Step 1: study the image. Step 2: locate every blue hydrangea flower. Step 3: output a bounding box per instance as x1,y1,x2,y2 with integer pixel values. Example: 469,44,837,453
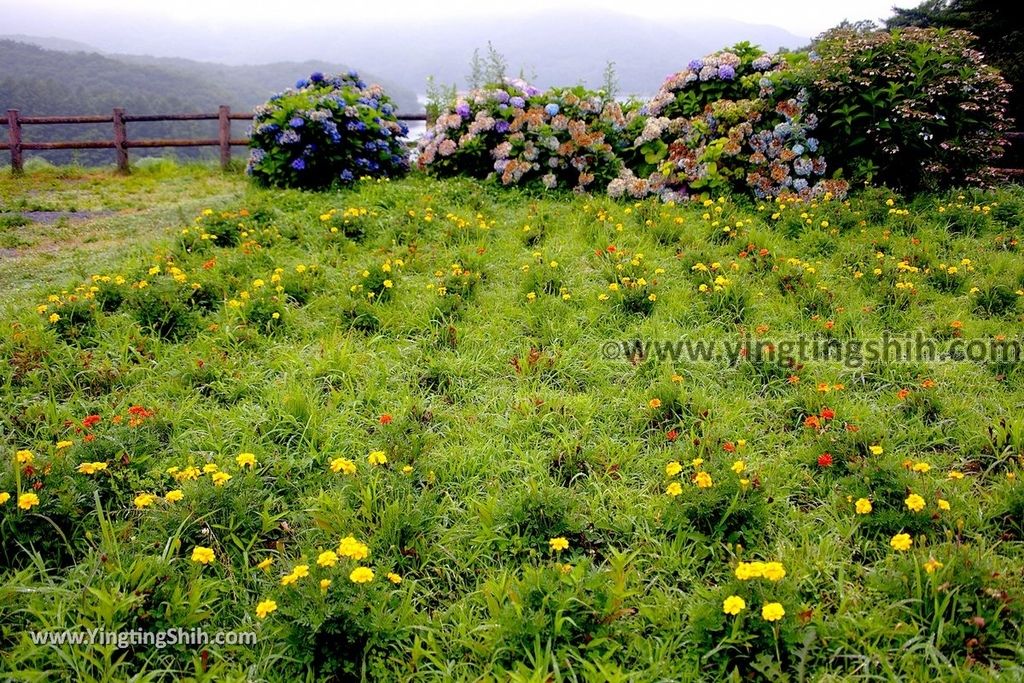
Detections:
806,137,819,152
544,103,560,116
310,72,325,83
340,169,354,182
291,158,305,171
289,117,305,128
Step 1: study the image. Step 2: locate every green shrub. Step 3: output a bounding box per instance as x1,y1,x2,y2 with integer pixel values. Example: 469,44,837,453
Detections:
806,27,1012,190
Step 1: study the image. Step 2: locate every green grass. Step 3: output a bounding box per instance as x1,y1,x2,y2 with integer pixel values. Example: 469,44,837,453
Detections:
2,167,1024,681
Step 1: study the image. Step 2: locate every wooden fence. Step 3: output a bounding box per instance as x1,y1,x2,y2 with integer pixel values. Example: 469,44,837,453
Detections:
1,107,428,174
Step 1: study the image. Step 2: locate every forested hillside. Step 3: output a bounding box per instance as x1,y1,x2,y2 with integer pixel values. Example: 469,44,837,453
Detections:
0,39,418,165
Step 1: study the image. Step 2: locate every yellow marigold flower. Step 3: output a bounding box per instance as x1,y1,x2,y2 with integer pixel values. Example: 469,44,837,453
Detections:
912,462,931,473
923,558,944,574
869,445,884,455
211,471,232,487
320,579,333,591
401,465,413,474
330,457,356,474
317,550,339,567
77,462,98,474
665,461,683,477
905,494,925,512
134,493,156,509
549,537,570,552
255,599,277,619
723,595,746,615
762,562,786,582
890,533,913,551
735,561,765,580
0,492,10,505
666,481,683,497
49,313,61,324
694,471,713,488
257,557,274,571
349,566,375,584
691,458,704,469
648,398,662,409
56,440,74,450
292,564,309,579
948,470,965,480
731,461,746,474
337,536,369,560
236,452,256,469
367,450,388,466
16,450,33,465
761,602,785,622
191,546,215,564
387,572,402,584
17,492,39,510
165,490,184,503
937,498,950,511
202,464,219,474
280,572,298,585
855,498,872,515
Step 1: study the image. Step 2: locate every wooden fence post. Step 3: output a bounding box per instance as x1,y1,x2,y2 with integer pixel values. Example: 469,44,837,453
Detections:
7,109,23,174
218,105,231,170
112,108,129,173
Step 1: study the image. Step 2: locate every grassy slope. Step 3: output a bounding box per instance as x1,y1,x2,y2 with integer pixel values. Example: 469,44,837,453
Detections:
1,167,1024,681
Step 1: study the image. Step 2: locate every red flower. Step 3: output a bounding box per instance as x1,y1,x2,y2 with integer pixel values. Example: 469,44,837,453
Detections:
666,429,679,442
723,441,736,453
82,415,101,430
379,414,393,425
84,434,95,442
817,453,833,468
897,388,910,400
804,415,821,430
820,408,835,421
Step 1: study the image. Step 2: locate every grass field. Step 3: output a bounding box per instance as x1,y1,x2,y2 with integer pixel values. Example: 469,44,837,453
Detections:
2,164,1024,681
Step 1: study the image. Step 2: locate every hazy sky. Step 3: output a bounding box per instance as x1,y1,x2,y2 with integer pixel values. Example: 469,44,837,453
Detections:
2,0,912,36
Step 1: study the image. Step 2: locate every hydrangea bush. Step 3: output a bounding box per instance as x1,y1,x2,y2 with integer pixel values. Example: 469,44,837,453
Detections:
418,79,634,192
804,28,1012,191
610,44,845,201
247,72,410,190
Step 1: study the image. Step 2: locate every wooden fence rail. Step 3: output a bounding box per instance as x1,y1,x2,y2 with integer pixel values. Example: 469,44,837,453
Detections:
1,107,427,174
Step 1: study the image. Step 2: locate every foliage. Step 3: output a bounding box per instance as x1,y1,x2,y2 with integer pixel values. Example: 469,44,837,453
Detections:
805,27,1012,190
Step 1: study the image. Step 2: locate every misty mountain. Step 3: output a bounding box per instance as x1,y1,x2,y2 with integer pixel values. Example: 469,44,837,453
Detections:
0,39,418,165
2,10,807,96
0,37,420,112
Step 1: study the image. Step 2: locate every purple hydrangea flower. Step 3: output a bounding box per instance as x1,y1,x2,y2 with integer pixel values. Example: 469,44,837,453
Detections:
495,120,510,133
509,96,526,109
719,65,736,80
455,102,471,118
493,90,509,103
688,59,703,70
